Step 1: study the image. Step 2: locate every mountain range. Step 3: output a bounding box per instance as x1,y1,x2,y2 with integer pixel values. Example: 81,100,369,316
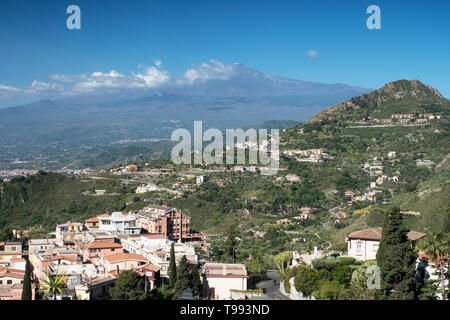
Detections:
0,64,371,169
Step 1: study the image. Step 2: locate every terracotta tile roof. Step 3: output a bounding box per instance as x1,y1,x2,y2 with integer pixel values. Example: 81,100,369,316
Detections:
135,263,161,273
104,253,149,264
10,258,26,262
85,241,122,249
202,263,248,278
141,234,166,239
153,250,168,255
85,217,99,223
50,255,79,263
97,214,111,218
348,227,383,240
407,230,427,241
347,227,427,241
4,268,25,274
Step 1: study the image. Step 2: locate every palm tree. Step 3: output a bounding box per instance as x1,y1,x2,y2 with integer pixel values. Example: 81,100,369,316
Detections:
418,232,449,300
40,268,67,300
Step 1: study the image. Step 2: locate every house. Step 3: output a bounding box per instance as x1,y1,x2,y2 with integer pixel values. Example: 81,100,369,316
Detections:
201,263,248,300
10,258,26,270
98,212,140,235
126,164,138,172
344,190,355,198
233,166,245,173
415,118,428,123
285,174,301,182
102,253,149,273
0,267,36,300
81,240,123,262
28,238,59,254
196,176,205,185
134,263,161,291
298,213,308,220
136,184,158,194
391,114,414,119
0,242,24,266
398,118,411,123
85,217,99,229
387,151,396,158
276,218,290,225
346,227,426,261
74,275,117,300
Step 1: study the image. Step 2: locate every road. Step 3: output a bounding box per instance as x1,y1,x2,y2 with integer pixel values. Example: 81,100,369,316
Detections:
256,271,290,300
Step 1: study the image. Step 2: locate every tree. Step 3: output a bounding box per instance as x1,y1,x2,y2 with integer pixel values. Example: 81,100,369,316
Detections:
174,255,190,296
376,207,417,300
349,261,379,300
169,242,177,288
40,268,67,300
222,224,240,263
190,266,202,297
274,251,293,273
109,270,146,300
0,225,15,242
418,232,449,300
443,203,450,234
21,258,32,300
293,266,320,297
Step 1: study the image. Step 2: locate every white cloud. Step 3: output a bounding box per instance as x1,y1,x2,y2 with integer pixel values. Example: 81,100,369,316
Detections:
308,49,318,60
177,59,235,84
0,84,20,98
135,65,171,88
0,59,237,103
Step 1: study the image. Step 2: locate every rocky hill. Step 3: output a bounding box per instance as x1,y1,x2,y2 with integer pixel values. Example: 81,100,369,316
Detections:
309,80,450,123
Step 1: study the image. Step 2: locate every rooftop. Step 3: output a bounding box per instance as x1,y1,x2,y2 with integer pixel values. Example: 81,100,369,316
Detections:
104,253,148,263
202,263,248,278
347,227,427,241
85,241,122,250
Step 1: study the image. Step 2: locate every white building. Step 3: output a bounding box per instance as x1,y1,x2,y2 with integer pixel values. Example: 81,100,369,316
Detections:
136,184,158,194
346,227,426,261
196,176,205,185
201,263,248,300
98,212,140,235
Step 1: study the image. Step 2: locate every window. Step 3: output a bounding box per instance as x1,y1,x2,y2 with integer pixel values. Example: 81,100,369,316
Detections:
7,280,12,284
0,280,3,284
373,244,379,252
356,244,362,254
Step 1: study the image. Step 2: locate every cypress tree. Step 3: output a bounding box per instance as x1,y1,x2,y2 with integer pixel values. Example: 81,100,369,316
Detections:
190,266,202,297
223,224,239,263
169,242,177,288
174,255,190,296
21,258,32,300
376,207,417,300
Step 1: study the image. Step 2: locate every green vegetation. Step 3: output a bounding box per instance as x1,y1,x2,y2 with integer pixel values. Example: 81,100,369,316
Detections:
169,242,177,288
174,255,190,297
40,268,67,300
376,207,417,300
108,270,147,300
417,232,450,300
21,259,32,300
190,267,202,297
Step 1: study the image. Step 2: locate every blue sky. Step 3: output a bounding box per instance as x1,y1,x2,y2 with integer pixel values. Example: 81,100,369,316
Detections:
0,0,449,107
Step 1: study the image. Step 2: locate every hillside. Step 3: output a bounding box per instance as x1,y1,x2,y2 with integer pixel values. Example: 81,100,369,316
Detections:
1,79,448,253
0,172,132,230
309,80,450,123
